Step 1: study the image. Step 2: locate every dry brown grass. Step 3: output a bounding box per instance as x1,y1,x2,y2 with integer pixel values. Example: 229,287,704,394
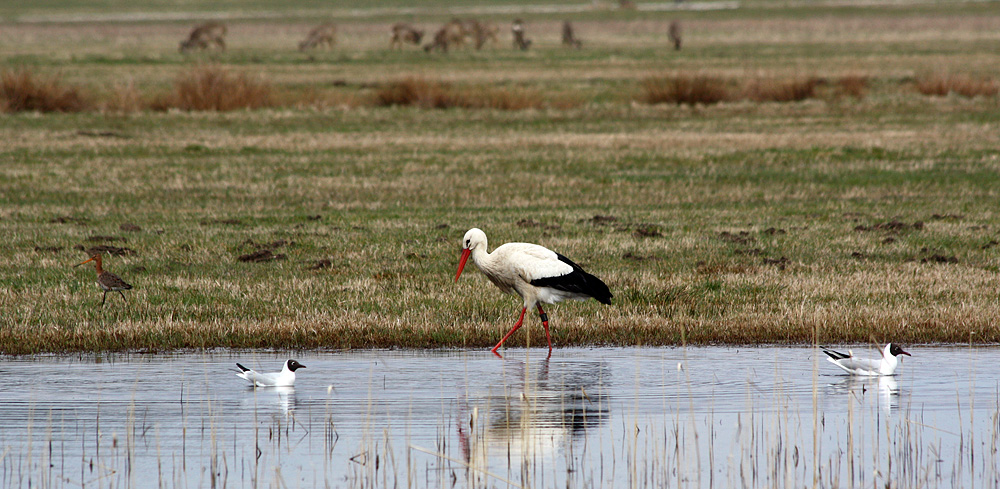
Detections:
836,75,869,99
915,73,999,98
101,79,144,114
372,77,553,110
151,65,274,111
744,76,822,102
639,75,731,106
0,69,89,113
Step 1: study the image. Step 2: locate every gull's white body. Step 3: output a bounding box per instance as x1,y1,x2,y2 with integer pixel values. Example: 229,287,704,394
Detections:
822,344,909,376
236,359,304,387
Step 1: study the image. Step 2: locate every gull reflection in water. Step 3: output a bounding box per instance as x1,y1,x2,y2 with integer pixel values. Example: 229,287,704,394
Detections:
240,385,298,416
457,355,610,479
827,375,900,415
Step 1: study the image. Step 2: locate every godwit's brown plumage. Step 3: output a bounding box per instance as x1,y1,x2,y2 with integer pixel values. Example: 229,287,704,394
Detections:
75,254,132,306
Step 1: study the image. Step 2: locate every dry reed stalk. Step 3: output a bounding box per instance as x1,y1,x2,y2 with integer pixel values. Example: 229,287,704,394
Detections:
0,68,89,112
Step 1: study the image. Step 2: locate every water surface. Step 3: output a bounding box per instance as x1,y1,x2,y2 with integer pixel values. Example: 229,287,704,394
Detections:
0,346,996,488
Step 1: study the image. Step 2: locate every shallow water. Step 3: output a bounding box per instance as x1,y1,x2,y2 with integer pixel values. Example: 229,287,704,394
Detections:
0,346,997,488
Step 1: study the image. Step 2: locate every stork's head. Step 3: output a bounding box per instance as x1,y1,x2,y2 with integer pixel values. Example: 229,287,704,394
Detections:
455,228,487,282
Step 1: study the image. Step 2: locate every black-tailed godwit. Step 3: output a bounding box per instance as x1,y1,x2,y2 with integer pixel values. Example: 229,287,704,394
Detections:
75,254,132,306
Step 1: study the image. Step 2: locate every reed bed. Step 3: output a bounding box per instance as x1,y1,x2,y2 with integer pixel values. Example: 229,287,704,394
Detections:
0,69,89,113
1,67,997,115
915,73,999,98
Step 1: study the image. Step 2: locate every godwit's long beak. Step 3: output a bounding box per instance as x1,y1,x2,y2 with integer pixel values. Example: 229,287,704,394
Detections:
455,248,471,282
75,257,96,267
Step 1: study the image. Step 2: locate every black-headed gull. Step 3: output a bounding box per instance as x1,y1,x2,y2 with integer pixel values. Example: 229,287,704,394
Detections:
821,343,911,376
236,359,306,387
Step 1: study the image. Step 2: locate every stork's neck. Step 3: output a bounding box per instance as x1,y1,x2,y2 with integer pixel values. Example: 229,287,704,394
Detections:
469,244,492,270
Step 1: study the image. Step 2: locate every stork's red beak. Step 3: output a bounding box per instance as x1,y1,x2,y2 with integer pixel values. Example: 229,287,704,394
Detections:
455,248,471,282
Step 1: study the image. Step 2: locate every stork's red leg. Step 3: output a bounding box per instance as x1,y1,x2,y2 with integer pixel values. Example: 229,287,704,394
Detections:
492,307,527,354
537,304,552,351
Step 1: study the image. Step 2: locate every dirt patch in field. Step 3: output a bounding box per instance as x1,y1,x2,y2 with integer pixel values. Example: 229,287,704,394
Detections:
583,215,619,226
921,254,958,264
201,218,242,226
50,216,87,225
34,245,63,253
633,224,663,238
86,235,126,242
719,231,754,244
854,220,924,232
517,218,560,230
120,223,142,232
763,256,790,269
309,259,332,270
238,249,286,263
75,245,135,256
623,251,661,261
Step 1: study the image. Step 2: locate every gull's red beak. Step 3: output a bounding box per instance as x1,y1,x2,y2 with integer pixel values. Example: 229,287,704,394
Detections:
900,349,911,357
455,248,471,282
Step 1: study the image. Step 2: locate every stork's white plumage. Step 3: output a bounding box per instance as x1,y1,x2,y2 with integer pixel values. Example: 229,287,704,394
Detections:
455,228,612,355
236,359,306,387
821,344,911,376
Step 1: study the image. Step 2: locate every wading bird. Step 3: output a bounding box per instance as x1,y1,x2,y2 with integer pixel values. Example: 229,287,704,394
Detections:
236,359,306,387
75,254,132,306
455,228,612,355
822,343,911,376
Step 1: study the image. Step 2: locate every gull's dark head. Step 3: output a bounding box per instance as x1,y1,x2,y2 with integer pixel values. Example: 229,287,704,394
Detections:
286,359,306,371
888,343,911,357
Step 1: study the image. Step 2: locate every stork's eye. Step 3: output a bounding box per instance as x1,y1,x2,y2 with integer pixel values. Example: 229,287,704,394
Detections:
465,239,471,247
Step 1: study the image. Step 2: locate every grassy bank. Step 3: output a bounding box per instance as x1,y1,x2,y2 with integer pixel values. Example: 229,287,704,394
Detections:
2,2,1000,353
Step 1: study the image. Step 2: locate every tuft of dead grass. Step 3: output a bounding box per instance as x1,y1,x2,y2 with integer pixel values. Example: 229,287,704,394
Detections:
151,65,274,111
915,73,998,98
0,69,89,113
639,75,731,106
372,77,554,110
836,75,868,99
101,79,143,114
744,76,822,102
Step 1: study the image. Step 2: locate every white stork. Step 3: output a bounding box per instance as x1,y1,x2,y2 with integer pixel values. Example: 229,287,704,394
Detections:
454,228,612,355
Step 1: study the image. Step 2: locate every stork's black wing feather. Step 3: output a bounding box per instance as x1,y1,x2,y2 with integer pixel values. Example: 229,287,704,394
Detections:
529,253,612,304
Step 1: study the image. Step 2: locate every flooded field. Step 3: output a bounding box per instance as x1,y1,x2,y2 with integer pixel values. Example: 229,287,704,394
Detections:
0,346,996,488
